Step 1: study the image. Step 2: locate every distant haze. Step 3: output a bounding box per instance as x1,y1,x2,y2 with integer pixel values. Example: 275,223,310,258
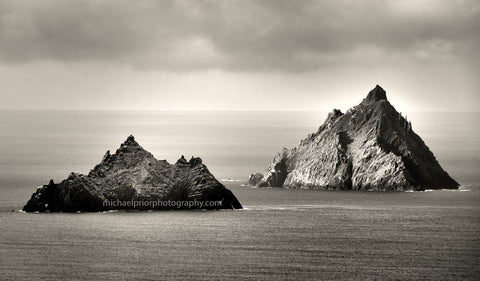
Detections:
0,0,479,112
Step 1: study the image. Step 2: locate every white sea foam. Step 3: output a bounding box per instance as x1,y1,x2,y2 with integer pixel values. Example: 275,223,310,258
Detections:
221,178,242,182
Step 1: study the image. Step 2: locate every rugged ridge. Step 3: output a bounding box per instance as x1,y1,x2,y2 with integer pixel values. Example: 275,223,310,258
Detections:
23,135,243,212
248,85,459,191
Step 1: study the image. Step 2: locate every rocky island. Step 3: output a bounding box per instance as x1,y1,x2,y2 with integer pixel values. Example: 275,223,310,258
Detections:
248,85,459,191
23,135,243,212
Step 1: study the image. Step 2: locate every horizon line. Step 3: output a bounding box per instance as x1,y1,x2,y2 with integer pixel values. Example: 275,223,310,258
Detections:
0,108,479,113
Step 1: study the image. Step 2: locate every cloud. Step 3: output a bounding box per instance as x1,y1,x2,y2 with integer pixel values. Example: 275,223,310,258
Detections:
0,0,478,72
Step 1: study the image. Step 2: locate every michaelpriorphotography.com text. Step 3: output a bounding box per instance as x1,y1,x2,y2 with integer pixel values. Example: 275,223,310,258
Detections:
103,199,224,209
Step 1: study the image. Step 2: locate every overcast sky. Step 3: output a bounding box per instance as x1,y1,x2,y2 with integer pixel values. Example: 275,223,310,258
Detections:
0,0,479,111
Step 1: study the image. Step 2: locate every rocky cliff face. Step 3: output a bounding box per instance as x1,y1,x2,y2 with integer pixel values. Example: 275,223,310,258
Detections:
23,135,243,212
248,85,459,191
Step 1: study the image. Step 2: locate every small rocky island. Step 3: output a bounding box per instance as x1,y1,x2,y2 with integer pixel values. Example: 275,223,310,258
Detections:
24,135,243,212
248,85,459,191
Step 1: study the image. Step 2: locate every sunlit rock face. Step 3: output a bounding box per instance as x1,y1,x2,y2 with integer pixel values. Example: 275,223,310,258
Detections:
23,135,243,212
249,85,459,191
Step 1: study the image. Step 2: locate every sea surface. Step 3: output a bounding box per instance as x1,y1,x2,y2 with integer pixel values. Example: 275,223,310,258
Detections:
0,110,479,280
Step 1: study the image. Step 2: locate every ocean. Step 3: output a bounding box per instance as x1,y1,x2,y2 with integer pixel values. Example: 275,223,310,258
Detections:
0,110,479,280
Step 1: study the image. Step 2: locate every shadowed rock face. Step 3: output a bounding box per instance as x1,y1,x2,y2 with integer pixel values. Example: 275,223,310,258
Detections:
365,84,387,103
23,136,242,212
249,85,459,191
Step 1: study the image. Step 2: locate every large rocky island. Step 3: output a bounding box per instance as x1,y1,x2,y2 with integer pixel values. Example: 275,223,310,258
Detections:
248,85,459,191
24,135,243,212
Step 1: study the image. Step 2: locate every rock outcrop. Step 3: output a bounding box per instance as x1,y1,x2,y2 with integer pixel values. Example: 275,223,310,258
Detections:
249,85,459,191
23,135,243,212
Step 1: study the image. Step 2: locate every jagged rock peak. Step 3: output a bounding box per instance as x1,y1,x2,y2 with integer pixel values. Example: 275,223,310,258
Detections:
189,156,202,166
175,156,203,167
364,85,387,103
249,85,459,191
102,150,111,162
325,109,343,123
116,135,147,155
23,136,243,211
122,135,138,146
176,155,188,165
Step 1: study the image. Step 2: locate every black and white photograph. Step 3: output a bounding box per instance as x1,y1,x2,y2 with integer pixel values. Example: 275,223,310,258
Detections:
0,0,479,280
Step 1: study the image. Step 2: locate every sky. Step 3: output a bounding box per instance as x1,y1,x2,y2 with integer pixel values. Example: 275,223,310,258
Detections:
0,0,479,112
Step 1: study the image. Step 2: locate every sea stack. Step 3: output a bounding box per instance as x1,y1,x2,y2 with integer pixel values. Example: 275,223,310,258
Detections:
248,85,459,191
23,135,243,212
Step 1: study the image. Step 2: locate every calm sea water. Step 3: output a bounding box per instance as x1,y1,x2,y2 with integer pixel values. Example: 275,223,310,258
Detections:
0,110,479,280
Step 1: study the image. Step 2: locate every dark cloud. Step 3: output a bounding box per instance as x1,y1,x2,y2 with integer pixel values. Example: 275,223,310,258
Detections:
0,0,478,71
